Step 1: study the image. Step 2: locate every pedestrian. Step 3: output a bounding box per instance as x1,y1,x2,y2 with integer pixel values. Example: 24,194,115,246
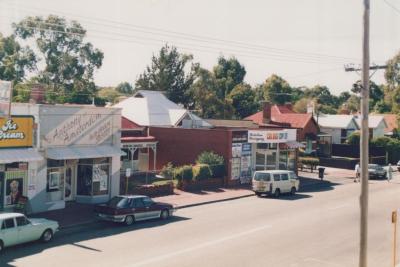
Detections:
354,162,360,182
387,163,393,182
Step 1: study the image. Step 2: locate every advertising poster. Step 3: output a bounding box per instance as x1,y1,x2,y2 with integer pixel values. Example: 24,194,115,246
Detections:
5,177,23,205
232,143,242,158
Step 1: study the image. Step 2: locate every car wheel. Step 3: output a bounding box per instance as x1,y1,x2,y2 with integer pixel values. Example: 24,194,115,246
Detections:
255,192,262,197
0,240,3,252
160,209,170,220
274,188,280,198
41,229,53,243
290,187,296,195
125,215,135,226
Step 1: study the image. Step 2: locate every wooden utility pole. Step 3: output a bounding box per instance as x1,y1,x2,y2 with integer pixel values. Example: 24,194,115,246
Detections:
359,0,370,266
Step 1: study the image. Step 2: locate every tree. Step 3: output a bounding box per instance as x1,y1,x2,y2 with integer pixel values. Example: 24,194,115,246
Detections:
227,83,258,118
135,44,196,107
190,68,234,119
293,98,310,113
344,94,361,113
263,74,292,105
351,80,384,109
13,15,104,104
385,52,400,113
346,132,360,145
116,82,133,95
97,87,121,104
213,56,246,99
0,33,36,83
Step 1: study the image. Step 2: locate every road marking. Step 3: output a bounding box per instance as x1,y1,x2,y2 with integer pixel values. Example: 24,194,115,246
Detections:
126,224,272,267
304,257,344,267
327,204,350,211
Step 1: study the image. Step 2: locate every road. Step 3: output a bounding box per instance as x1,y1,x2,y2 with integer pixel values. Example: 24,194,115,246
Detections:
2,176,400,267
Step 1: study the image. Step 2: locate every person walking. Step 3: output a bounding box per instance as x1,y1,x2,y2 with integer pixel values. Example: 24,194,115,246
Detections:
387,163,393,182
354,162,360,182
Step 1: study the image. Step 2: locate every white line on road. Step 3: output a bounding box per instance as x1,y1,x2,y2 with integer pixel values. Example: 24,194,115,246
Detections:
125,224,272,267
304,257,345,267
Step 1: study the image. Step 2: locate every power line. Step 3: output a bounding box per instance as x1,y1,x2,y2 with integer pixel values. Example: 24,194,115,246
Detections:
1,1,363,62
383,0,400,15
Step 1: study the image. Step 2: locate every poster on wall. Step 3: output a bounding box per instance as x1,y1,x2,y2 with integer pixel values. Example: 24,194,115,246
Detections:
232,143,242,158
93,165,108,191
48,172,60,190
231,158,241,180
5,178,23,205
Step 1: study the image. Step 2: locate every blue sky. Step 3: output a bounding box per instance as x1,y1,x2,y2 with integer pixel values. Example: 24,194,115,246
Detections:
1,0,399,95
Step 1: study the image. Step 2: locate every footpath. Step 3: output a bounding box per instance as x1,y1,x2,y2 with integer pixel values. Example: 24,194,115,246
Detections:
31,167,364,230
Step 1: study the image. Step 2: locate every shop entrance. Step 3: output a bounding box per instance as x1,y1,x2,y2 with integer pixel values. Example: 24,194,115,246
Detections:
255,143,278,171
64,165,76,201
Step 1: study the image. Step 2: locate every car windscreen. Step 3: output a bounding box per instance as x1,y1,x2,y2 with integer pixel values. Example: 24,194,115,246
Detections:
107,197,128,208
254,173,271,182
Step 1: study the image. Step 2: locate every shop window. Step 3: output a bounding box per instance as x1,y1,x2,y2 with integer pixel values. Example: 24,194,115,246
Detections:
77,159,110,196
47,160,64,168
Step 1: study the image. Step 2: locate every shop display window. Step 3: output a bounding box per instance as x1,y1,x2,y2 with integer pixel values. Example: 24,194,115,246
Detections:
77,158,110,196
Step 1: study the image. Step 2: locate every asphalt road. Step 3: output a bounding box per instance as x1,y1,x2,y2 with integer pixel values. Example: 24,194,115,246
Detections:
2,176,400,267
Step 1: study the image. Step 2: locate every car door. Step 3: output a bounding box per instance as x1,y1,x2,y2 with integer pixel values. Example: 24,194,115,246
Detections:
142,197,160,219
272,174,281,192
280,173,290,193
132,198,148,221
0,218,19,247
16,216,37,243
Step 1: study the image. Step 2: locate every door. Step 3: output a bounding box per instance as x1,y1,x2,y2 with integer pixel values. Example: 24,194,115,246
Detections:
280,173,290,193
142,197,160,219
272,174,282,192
16,216,35,243
132,198,148,221
1,218,19,246
64,165,75,201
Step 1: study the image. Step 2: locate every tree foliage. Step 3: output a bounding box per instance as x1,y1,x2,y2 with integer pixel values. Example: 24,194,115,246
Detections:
116,82,133,95
263,74,292,105
135,44,196,107
0,33,36,83
227,83,258,118
213,56,246,99
13,15,104,104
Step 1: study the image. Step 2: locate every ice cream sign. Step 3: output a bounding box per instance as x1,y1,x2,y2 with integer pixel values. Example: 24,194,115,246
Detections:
0,117,34,148
247,129,296,143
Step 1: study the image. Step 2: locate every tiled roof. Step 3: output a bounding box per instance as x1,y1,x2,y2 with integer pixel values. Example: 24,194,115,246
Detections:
245,104,313,129
205,119,259,128
378,114,398,133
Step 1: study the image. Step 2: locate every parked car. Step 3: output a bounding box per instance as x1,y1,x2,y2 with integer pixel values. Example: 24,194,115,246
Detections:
368,164,387,179
397,160,400,172
252,170,299,197
0,213,59,252
95,195,175,226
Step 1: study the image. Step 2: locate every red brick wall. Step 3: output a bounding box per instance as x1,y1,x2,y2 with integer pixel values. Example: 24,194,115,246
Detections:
149,127,232,175
297,119,319,141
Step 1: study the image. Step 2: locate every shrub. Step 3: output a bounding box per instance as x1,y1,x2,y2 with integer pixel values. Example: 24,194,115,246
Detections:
346,132,360,145
371,136,400,164
160,162,174,179
196,151,224,166
174,165,193,183
209,164,226,178
299,157,319,167
193,164,212,181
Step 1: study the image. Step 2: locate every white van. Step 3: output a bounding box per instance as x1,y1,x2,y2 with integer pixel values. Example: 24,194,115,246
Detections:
252,170,300,197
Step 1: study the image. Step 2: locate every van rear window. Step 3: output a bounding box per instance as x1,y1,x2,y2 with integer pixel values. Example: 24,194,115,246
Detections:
254,173,271,182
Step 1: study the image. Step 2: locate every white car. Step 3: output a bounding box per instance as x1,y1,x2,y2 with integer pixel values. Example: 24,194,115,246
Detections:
0,213,59,252
252,170,300,197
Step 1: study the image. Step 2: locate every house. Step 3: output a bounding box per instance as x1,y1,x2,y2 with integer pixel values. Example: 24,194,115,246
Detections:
354,115,387,139
245,102,319,153
113,90,212,128
316,114,359,144
376,114,398,136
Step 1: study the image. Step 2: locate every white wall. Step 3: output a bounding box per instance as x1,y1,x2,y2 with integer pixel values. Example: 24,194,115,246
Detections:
320,127,342,144
372,120,386,139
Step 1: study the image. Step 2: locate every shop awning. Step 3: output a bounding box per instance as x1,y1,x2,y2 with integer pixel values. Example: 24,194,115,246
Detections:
0,148,44,164
284,141,306,149
46,145,125,160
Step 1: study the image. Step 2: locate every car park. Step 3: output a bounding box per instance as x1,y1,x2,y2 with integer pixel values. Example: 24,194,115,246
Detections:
0,213,59,252
95,195,175,226
252,170,299,197
368,164,387,179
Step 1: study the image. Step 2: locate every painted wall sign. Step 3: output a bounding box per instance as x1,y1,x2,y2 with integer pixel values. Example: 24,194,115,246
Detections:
42,108,114,147
248,129,296,144
0,117,34,148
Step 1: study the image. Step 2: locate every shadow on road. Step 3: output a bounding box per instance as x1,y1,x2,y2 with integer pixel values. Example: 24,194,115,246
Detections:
299,177,342,193
259,193,312,201
0,215,190,267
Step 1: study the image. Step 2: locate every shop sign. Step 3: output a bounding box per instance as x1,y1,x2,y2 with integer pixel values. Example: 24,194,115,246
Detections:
232,131,248,143
248,129,296,144
0,80,12,118
241,143,252,156
0,117,34,148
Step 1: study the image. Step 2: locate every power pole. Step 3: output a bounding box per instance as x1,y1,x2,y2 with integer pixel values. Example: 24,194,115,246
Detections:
360,0,370,266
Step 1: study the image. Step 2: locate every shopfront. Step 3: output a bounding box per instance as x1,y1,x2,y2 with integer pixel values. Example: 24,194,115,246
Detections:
248,129,302,173
0,116,43,211
230,131,253,184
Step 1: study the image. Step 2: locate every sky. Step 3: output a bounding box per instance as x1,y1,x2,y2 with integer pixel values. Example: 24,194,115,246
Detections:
1,0,400,95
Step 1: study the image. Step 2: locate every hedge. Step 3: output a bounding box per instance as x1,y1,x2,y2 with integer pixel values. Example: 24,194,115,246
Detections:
174,165,193,182
209,164,226,178
193,164,212,181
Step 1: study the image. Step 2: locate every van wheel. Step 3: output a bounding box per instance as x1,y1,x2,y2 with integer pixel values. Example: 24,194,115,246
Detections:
290,187,296,195
274,189,280,198
125,215,135,226
41,229,53,243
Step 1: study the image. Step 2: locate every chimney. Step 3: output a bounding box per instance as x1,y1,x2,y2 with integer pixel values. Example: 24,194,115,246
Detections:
30,84,46,104
306,101,315,114
262,101,271,124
